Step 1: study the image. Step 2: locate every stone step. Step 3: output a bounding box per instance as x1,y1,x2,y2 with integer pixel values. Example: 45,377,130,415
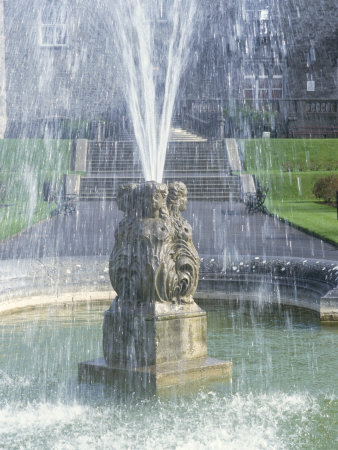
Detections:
90,153,228,163
81,137,241,201
88,164,231,173
80,193,240,201
88,141,223,154
99,127,208,143
79,189,240,197
88,140,217,148
89,151,227,158
79,174,241,201
80,185,240,191
80,191,237,200
88,149,217,157
80,186,240,193
169,127,207,142
87,158,229,168
80,174,239,182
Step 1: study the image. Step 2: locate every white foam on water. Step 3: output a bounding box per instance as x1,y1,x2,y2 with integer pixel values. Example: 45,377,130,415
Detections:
0,402,86,433
0,370,30,387
0,370,13,386
0,391,321,449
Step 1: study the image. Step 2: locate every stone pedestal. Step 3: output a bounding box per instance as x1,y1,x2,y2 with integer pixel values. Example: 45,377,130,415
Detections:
103,301,207,367
78,299,232,392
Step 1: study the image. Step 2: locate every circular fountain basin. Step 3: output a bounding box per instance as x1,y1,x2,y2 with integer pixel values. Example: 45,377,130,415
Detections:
0,300,337,448
199,256,338,321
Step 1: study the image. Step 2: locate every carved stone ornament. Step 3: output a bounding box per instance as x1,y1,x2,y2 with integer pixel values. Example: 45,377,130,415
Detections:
109,181,200,305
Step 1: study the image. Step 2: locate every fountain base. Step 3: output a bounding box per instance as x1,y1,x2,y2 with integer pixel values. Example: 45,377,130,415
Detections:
78,356,232,392
78,181,233,392
78,300,232,392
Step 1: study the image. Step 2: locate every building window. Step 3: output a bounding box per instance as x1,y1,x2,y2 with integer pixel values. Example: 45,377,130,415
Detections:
307,80,315,92
244,75,255,99
272,76,283,99
243,69,283,103
40,3,67,47
244,5,269,22
258,76,269,99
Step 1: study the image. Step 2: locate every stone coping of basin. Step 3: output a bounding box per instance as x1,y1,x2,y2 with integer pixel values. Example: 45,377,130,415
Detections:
0,255,337,320
200,255,338,287
198,255,338,321
0,289,116,316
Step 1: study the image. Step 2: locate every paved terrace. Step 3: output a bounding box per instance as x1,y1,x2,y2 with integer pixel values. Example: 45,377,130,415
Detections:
0,200,337,308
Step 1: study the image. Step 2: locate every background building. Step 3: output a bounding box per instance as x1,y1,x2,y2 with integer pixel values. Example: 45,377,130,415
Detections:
0,0,337,139
182,0,338,137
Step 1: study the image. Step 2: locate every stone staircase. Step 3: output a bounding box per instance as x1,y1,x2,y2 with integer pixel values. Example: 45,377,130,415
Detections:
79,131,241,201
168,127,207,142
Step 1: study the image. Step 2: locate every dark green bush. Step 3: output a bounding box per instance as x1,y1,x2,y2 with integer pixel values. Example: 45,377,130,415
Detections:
313,175,338,203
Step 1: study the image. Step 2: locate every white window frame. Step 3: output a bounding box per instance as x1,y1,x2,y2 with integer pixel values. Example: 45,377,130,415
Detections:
307,80,315,92
243,74,283,104
271,75,283,99
244,75,256,101
244,9,269,22
39,6,68,48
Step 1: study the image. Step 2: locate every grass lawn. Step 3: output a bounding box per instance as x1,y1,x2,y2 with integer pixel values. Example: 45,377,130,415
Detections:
0,139,72,241
0,201,56,241
267,200,338,245
242,138,338,172
241,139,338,245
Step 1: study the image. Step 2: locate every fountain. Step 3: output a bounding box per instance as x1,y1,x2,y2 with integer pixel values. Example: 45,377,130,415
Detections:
79,181,232,390
1,0,338,447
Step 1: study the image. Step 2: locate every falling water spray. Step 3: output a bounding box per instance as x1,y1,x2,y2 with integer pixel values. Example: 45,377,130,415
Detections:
113,0,197,182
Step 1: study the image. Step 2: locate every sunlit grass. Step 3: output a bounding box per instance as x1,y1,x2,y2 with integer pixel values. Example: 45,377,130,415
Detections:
0,139,71,241
242,139,338,245
267,200,338,245
242,138,338,172
0,139,71,173
0,201,55,241
254,170,338,201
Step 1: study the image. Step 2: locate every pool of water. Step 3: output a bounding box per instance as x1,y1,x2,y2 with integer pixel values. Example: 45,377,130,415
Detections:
0,301,337,449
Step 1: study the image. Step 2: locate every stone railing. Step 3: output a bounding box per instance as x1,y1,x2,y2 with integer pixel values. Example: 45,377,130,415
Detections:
179,98,338,138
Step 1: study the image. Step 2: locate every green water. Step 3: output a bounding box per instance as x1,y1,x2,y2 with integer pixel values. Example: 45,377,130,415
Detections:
0,301,337,449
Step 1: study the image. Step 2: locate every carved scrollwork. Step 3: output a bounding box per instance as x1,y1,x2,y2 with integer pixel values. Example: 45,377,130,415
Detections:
109,181,199,305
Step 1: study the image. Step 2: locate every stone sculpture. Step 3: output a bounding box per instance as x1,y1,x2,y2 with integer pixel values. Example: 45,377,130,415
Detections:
108,181,199,305
80,180,232,388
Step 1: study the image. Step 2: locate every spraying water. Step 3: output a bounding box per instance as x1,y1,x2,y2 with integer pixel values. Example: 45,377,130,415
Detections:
113,0,197,182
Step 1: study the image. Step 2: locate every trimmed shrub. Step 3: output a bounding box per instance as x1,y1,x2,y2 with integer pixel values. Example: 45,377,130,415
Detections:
313,175,338,204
